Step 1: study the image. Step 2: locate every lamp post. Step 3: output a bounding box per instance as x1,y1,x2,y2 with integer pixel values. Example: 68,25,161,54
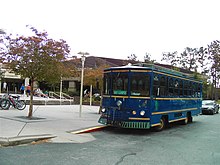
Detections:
78,51,89,117
60,76,62,105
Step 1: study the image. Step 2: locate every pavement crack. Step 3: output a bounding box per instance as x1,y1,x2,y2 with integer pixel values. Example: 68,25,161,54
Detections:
17,122,28,136
33,106,40,115
115,153,137,165
17,106,41,136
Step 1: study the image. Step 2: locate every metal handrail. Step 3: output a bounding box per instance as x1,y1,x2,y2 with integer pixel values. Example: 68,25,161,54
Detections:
48,91,74,101
49,91,59,98
61,92,74,100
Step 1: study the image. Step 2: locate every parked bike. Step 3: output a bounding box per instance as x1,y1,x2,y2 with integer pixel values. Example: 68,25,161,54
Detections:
0,94,26,110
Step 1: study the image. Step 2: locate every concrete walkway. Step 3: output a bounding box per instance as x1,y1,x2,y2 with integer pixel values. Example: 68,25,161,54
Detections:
0,104,103,146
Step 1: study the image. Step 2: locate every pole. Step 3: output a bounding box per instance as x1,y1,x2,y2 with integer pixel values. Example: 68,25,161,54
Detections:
60,76,62,105
79,56,85,117
78,52,89,117
90,84,92,106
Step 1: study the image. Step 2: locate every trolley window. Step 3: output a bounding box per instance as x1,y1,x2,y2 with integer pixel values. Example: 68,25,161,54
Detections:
103,73,111,95
112,72,128,95
153,74,159,96
160,76,167,96
131,73,150,96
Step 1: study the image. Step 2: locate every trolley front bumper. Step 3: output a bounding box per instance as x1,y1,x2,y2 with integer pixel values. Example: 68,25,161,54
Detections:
98,117,150,129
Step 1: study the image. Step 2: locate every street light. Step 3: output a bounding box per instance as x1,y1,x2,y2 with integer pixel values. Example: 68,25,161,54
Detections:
78,51,89,117
60,76,62,105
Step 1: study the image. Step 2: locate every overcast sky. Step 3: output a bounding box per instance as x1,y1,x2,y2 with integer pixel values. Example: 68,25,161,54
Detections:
1,0,220,62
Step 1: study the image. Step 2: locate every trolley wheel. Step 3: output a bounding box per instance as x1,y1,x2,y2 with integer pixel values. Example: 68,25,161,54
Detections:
182,113,193,125
188,116,193,123
181,117,188,125
154,117,166,131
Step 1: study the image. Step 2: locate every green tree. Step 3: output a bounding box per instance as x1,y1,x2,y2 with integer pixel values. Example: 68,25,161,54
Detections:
0,26,70,118
127,54,137,61
208,40,220,100
0,29,6,75
178,47,198,71
161,51,178,66
84,58,110,92
0,29,5,34
144,52,155,63
197,47,209,75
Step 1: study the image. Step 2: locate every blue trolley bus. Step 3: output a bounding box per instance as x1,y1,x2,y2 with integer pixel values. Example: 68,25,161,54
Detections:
98,63,202,131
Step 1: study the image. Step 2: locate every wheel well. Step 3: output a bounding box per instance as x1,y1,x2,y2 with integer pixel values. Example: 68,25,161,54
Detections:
187,111,193,123
187,111,191,117
162,115,168,124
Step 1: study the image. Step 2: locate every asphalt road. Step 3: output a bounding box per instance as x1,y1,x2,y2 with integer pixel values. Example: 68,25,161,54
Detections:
1,114,220,165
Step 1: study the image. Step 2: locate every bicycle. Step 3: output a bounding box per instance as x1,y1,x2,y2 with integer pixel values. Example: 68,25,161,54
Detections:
0,94,26,110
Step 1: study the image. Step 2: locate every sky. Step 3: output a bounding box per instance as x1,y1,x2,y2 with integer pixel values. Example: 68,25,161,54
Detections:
1,0,220,62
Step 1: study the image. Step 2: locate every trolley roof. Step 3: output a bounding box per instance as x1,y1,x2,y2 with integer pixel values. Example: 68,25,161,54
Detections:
104,63,201,82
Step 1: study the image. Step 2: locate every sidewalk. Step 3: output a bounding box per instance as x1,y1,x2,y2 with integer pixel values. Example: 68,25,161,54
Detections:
0,104,103,146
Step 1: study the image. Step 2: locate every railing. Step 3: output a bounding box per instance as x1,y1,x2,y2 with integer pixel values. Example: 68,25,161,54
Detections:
48,91,74,105
61,92,74,100
49,91,60,99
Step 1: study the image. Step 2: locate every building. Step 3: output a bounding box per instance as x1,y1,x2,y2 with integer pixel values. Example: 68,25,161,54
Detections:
1,56,201,96
58,56,135,94
0,56,134,94
0,64,23,93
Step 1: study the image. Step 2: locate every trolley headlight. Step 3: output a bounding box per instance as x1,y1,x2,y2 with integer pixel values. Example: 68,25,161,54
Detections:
116,100,122,107
140,110,145,116
101,108,106,113
132,110,137,115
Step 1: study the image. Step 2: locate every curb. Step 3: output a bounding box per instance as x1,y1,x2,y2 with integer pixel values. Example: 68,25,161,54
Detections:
0,134,56,147
71,125,107,134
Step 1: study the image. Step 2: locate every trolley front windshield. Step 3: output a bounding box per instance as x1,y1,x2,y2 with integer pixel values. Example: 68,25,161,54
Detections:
103,71,150,97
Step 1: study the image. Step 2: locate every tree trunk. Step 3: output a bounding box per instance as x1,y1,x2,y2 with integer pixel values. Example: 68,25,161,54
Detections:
214,70,217,101
211,84,214,100
28,80,34,118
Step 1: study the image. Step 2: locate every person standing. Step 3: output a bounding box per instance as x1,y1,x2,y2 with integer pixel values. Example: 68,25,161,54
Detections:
3,82,7,92
20,84,25,95
26,84,31,97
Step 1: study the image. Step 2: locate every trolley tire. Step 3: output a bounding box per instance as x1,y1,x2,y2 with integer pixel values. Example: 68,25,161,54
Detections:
182,112,193,125
16,100,26,110
181,117,188,125
154,117,166,131
0,99,10,110
188,116,193,123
